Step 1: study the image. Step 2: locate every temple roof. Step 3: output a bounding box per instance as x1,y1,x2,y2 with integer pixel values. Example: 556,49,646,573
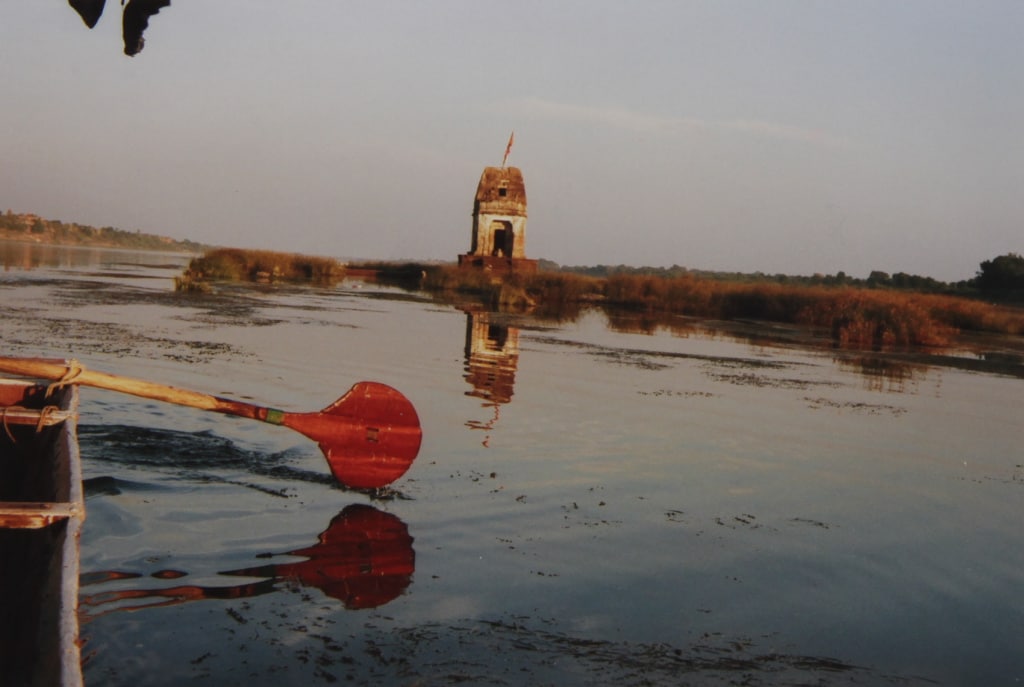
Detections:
475,167,527,207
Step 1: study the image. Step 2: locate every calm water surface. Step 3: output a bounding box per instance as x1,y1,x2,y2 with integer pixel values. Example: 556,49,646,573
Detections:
2,241,1022,686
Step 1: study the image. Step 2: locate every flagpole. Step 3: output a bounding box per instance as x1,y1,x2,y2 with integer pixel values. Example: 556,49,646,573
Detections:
501,131,514,168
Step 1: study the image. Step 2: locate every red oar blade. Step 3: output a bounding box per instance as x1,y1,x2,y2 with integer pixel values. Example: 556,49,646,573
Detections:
283,382,422,489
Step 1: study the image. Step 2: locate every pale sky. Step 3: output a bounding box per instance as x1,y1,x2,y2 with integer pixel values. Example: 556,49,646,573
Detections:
3,1,1022,281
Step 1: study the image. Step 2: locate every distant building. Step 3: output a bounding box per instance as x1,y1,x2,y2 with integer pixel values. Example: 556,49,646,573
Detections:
458,166,537,273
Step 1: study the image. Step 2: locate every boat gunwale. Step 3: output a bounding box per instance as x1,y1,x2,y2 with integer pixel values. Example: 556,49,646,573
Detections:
0,377,85,687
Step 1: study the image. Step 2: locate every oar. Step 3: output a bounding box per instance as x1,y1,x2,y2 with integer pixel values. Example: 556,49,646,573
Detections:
0,357,422,489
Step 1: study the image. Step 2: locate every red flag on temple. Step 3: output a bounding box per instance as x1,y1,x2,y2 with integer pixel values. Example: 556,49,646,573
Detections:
501,131,514,167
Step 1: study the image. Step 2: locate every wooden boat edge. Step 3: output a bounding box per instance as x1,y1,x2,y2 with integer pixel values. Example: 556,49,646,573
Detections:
0,378,85,687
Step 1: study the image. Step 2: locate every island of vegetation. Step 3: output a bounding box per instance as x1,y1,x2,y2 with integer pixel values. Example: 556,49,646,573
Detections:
174,247,345,290
174,246,1024,351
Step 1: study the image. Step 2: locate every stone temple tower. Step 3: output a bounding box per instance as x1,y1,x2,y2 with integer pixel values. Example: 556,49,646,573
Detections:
458,166,537,273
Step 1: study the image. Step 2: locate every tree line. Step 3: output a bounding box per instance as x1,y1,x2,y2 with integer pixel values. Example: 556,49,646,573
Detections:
543,253,1024,301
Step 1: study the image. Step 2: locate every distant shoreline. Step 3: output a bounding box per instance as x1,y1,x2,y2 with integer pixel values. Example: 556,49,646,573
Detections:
0,211,208,253
0,236,202,255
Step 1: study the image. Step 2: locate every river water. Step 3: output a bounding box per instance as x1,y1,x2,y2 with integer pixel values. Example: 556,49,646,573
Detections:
2,241,1022,686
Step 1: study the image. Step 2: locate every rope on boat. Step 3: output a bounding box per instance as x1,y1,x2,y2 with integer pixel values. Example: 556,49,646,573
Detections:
1,405,74,442
34,404,60,433
1,409,14,442
46,358,85,399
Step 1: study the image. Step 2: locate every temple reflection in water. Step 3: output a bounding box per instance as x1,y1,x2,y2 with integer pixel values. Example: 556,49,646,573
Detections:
463,311,520,445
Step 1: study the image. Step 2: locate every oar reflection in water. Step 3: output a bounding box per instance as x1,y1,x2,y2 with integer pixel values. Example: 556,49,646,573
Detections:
80,504,414,618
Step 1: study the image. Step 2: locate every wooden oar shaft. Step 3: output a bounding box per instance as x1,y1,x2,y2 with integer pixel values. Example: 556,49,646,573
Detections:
0,357,261,420
0,357,423,488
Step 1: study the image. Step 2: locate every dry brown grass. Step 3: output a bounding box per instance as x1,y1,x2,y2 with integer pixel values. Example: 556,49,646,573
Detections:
601,274,1023,347
423,268,1023,347
179,248,344,287
178,255,1023,349
422,265,602,312
792,289,955,348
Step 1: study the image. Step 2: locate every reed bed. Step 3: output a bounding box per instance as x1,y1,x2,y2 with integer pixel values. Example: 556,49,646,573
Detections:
601,274,1024,347
421,265,602,311
176,254,1023,349
176,248,344,288
427,268,1023,349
